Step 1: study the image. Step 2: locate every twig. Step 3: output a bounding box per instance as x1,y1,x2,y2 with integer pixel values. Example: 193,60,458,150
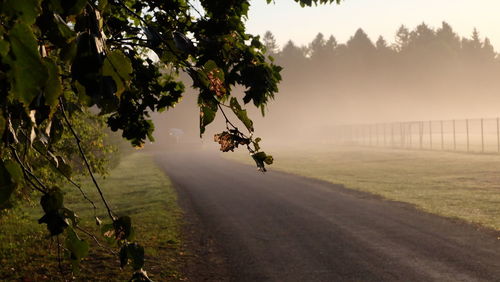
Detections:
116,0,149,26
59,97,115,221
10,146,48,194
114,0,194,69
27,138,98,216
76,226,117,255
187,2,204,18
56,235,65,278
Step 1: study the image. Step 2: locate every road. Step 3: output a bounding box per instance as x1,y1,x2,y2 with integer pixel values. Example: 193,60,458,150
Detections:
155,151,500,282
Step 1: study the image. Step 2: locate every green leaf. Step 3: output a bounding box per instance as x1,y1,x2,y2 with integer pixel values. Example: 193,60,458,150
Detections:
38,212,68,236
199,97,218,136
65,227,89,271
120,245,129,268
97,0,109,11
1,0,42,25
204,60,224,81
53,13,75,40
47,0,64,14
100,223,117,245
0,160,17,208
62,0,87,16
0,39,9,57
252,152,272,172
230,98,254,132
4,160,23,183
102,50,133,97
40,188,64,213
48,117,64,145
204,60,218,73
7,22,48,106
60,207,78,226
59,39,77,62
127,243,145,270
43,13,76,47
56,156,72,178
264,155,274,165
43,58,63,108
0,111,5,138
113,216,134,241
253,137,262,151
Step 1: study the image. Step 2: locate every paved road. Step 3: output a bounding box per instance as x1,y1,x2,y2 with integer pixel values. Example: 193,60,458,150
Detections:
155,151,500,282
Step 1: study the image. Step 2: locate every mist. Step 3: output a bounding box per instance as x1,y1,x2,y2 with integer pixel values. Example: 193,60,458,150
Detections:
151,22,500,146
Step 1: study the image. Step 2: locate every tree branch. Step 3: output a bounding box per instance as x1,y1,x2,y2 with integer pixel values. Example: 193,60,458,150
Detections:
27,138,98,216
59,97,115,221
10,146,48,194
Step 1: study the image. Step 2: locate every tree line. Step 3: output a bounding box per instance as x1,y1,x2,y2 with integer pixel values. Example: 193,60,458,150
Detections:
254,23,500,140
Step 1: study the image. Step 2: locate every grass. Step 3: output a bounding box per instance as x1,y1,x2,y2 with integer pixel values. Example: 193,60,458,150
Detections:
226,145,500,231
0,152,185,281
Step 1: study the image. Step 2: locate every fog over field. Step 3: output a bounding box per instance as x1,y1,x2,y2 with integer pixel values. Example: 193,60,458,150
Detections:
152,22,500,145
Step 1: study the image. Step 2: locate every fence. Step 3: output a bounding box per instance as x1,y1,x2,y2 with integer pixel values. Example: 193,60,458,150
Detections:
332,118,500,153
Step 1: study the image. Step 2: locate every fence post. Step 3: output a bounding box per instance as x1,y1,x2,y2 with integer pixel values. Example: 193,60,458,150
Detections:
429,121,433,150
497,118,500,153
481,118,484,153
369,125,372,146
409,123,412,148
440,120,444,150
466,119,470,152
391,123,394,147
453,119,456,151
419,121,423,149
400,123,404,148
384,124,387,146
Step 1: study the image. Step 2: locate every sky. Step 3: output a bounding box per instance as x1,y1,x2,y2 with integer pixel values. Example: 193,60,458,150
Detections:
245,0,500,50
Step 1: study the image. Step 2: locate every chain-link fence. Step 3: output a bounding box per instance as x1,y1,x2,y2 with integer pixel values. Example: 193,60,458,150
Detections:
332,118,500,153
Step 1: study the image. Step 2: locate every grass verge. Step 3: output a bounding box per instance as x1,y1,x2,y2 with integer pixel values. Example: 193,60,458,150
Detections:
0,152,185,281
226,145,500,231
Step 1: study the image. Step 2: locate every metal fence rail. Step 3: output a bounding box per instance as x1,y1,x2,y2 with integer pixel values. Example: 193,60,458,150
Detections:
332,118,500,153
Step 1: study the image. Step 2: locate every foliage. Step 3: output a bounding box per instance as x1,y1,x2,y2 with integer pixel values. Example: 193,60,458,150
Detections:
0,0,342,279
0,153,185,280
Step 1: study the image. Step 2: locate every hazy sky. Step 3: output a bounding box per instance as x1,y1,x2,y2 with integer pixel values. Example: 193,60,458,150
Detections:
246,0,500,50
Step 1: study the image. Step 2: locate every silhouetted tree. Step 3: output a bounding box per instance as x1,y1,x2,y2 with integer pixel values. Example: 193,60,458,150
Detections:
263,31,279,56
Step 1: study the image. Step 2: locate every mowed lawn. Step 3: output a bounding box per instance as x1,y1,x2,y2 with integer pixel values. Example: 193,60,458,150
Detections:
0,153,186,281
226,145,500,231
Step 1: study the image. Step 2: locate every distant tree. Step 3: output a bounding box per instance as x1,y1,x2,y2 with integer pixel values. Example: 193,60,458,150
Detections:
461,28,495,63
409,23,436,49
271,21,500,129
375,36,395,63
436,22,461,52
347,28,376,52
481,38,496,61
345,28,376,69
279,40,308,65
309,33,337,63
394,25,410,51
263,31,279,56
309,32,325,57
376,36,389,50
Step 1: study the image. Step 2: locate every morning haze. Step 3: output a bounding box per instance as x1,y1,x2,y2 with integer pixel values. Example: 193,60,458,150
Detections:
153,21,500,145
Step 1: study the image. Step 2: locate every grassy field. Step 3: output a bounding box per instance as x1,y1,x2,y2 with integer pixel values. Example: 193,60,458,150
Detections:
226,145,500,231
0,153,185,281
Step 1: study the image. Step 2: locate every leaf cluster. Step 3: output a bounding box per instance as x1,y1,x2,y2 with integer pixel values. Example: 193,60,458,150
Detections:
0,0,343,279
